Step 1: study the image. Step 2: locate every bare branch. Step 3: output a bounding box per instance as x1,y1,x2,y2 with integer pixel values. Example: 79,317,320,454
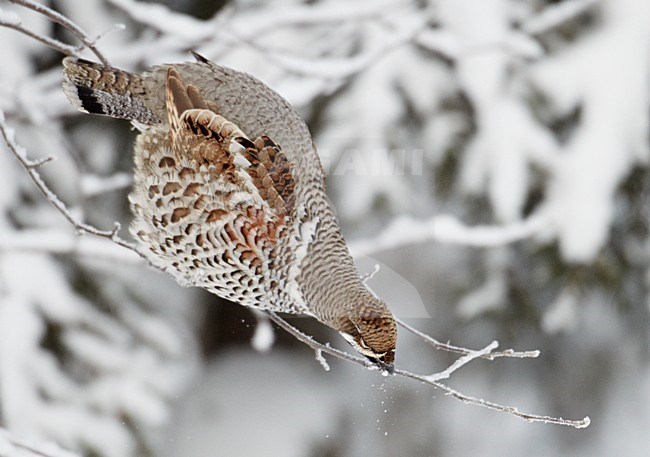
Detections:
266,311,374,368
315,348,330,371
6,0,111,64
265,312,589,428
0,3,590,432
396,318,540,360
1,109,586,430
426,341,499,381
0,12,79,56
0,110,171,273
360,263,380,283
396,368,591,429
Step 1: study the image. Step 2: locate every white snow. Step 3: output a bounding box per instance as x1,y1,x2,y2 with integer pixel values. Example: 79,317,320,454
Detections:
0,427,81,457
0,8,21,26
541,288,578,334
251,312,275,353
532,0,650,261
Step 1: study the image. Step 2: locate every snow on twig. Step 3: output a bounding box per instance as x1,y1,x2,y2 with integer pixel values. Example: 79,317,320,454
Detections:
237,0,409,33
108,0,426,82
396,367,590,429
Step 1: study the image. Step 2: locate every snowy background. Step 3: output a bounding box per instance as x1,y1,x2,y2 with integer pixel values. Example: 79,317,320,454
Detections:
0,0,649,456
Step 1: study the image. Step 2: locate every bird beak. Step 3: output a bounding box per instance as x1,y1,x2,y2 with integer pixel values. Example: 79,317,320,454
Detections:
376,359,395,375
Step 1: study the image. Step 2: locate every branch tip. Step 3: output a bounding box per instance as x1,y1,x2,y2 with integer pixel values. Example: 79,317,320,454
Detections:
110,222,122,238
26,155,55,169
315,349,330,371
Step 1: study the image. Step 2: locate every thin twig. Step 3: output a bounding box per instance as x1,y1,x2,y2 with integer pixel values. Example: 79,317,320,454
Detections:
396,317,540,360
266,311,374,368
6,0,111,64
0,110,166,272
396,368,591,429
1,108,587,428
360,263,380,283
0,15,79,56
0,5,589,430
265,312,589,428
315,348,330,371
0,112,106,235
426,341,499,381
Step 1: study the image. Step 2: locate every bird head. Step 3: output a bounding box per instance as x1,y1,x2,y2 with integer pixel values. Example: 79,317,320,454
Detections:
338,301,397,373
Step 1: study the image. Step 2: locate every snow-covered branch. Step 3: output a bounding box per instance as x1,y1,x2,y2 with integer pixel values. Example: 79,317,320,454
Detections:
349,212,552,257
0,427,80,457
104,0,222,41
0,229,141,263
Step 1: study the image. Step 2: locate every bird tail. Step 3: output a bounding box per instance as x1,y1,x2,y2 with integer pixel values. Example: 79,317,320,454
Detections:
61,57,160,125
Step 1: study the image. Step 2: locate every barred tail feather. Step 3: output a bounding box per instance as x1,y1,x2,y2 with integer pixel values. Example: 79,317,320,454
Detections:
62,57,161,125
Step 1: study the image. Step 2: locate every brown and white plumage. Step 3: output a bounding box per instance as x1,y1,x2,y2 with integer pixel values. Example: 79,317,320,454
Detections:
62,54,397,369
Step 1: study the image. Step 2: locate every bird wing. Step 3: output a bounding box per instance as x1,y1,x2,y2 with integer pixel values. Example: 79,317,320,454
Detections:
166,67,296,220
130,68,297,308
144,60,324,198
